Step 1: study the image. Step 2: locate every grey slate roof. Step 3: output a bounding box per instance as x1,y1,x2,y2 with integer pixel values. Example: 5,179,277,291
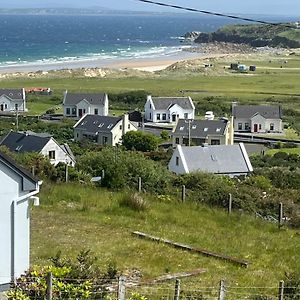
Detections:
173,119,228,137
0,131,51,153
233,105,282,119
64,92,106,106
152,97,193,110
180,143,252,174
0,89,24,100
74,114,121,133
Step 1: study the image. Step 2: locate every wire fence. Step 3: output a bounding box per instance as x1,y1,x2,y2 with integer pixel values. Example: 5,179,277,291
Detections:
6,274,300,300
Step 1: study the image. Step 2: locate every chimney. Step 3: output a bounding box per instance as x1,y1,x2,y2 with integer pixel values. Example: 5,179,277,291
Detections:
231,101,237,115
122,114,129,136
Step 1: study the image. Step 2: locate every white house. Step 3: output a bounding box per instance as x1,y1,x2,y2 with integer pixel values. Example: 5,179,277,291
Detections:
73,114,137,146
232,103,283,133
0,88,27,113
144,95,195,123
0,131,76,166
0,151,41,290
172,118,234,147
168,143,253,177
63,91,109,118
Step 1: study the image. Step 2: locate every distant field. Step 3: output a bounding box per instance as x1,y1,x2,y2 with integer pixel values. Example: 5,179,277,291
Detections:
267,147,300,155
31,183,300,298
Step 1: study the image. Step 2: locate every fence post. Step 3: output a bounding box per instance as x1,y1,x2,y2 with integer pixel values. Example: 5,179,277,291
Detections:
278,280,284,300
174,279,181,300
46,272,53,300
65,164,68,183
218,280,226,300
32,166,35,176
138,177,142,193
228,193,232,214
181,185,186,202
278,202,283,229
118,276,126,300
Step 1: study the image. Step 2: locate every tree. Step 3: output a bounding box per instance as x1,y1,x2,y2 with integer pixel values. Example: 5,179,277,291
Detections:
123,131,160,152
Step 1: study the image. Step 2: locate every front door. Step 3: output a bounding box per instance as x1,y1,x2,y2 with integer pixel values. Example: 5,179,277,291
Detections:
78,109,83,117
172,114,176,122
0,104,3,111
254,124,258,132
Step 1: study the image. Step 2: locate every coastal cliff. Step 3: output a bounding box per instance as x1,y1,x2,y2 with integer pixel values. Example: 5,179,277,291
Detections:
188,23,300,48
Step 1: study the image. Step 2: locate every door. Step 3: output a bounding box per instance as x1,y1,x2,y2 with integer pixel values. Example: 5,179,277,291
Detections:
78,109,83,117
254,124,258,132
172,114,176,122
0,104,3,111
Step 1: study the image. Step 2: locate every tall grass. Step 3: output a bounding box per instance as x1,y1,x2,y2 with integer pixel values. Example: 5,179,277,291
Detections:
31,183,300,295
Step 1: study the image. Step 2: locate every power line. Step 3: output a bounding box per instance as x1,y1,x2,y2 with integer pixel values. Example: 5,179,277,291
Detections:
135,0,296,29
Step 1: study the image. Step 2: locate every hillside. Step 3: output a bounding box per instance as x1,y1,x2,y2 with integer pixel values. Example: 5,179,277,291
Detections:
193,23,300,48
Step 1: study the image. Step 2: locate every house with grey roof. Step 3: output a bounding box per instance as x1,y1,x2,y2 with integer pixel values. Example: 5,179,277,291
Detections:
0,151,41,290
0,88,26,113
144,95,195,123
172,118,233,147
168,143,253,177
63,91,109,118
232,103,282,133
0,131,76,166
73,114,137,146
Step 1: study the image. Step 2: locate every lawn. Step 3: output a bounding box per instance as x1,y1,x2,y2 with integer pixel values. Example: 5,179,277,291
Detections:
31,183,300,298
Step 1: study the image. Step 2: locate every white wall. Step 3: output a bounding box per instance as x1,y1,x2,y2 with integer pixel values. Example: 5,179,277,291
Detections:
168,146,188,174
40,138,74,166
0,163,31,285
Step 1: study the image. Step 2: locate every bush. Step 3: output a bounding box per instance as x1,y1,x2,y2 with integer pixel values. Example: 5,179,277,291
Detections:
123,131,160,152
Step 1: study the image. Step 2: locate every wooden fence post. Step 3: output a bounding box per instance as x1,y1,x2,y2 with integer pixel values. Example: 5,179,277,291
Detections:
65,164,68,183
218,280,226,300
118,276,126,300
278,202,283,228
181,185,186,202
46,272,53,300
278,280,284,300
101,169,105,180
228,193,232,214
174,279,181,300
32,166,35,177
138,177,142,193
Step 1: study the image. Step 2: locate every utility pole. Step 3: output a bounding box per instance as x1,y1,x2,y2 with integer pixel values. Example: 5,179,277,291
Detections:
15,106,19,131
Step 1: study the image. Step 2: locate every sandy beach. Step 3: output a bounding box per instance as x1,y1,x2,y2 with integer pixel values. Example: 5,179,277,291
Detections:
0,50,205,74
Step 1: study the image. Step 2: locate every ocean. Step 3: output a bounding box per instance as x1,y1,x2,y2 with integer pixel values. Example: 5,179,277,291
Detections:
0,13,295,69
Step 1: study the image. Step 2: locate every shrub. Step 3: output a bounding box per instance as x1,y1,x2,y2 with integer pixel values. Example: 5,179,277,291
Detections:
123,131,160,152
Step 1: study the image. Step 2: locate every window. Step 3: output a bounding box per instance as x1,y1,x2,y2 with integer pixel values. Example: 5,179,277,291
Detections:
176,156,179,166
66,108,70,115
119,125,122,130
150,103,152,109
211,139,220,145
162,113,167,120
103,136,108,145
128,124,130,129
149,113,152,120
5,104,7,109
184,113,188,119
49,150,55,160
175,137,180,144
259,124,262,130
15,103,18,111
238,123,242,130
94,108,98,115
245,123,250,130
157,113,161,120
270,123,274,131
72,108,76,115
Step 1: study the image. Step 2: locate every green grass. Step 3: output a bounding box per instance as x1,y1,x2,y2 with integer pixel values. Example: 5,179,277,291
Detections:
31,183,300,298
267,147,300,155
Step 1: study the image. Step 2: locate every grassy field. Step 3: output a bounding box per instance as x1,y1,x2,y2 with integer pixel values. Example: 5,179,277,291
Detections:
31,183,300,298
267,147,300,155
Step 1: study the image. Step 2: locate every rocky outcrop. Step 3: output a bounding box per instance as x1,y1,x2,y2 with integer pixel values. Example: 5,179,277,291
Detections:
183,31,201,41
189,24,300,48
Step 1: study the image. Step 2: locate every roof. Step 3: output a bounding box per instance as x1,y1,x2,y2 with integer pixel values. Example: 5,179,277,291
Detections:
0,150,39,191
64,92,107,106
0,131,51,153
0,88,24,100
73,114,121,133
173,119,228,137
233,105,282,119
176,143,252,175
151,97,194,110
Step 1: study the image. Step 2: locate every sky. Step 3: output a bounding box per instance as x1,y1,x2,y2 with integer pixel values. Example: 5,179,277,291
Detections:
0,0,299,16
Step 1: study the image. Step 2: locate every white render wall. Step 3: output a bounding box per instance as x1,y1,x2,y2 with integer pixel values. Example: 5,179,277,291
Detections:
0,164,30,285
168,146,188,174
40,138,75,166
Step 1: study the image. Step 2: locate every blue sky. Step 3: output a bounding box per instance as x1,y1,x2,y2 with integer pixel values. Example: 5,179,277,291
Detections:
0,0,299,15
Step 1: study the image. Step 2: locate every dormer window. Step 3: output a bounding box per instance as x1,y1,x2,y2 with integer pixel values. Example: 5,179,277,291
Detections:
204,128,208,132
